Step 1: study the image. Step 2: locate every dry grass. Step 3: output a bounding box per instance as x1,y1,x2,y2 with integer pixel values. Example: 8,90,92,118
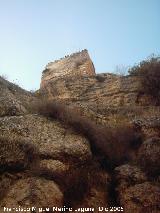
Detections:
33,100,142,168
63,162,108,207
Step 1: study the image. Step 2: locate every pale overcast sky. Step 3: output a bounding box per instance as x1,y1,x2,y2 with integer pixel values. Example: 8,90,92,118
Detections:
0,0,159,90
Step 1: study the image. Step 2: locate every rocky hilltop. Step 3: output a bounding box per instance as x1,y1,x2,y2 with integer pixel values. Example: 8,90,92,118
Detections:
41,49,95,88
0,51,160,213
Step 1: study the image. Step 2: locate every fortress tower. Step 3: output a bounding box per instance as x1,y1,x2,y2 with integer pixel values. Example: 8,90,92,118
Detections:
40,49,96,88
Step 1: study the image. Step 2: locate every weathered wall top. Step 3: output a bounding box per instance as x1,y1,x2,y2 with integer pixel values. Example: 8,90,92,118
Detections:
40,49,96,88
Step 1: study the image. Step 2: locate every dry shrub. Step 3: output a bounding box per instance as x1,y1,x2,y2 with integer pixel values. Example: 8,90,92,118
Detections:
63,163,108,208
35,100,142,168
63,166,90,207
129,56,160,104
96,75,105,82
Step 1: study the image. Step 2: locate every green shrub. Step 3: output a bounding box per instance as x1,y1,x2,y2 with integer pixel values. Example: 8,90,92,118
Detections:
129,56,160,104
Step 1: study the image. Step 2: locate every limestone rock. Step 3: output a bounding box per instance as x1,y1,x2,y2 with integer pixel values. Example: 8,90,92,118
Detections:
0,177,63,210
72,188,108,213
0,136,27,170
1,50,160,211
133,117,160,138
0,113,93,209
137,137,160,176
41,50,95,88
39,159,69,178
114,164,147,197
119,182,160,213
0,76,36,116
0,115,92,163
40,74,140,108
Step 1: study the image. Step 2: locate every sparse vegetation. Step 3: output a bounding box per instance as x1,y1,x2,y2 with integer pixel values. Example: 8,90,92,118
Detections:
129,56,160,104
34,100,142,169
115,65,129,76
64,166,90,207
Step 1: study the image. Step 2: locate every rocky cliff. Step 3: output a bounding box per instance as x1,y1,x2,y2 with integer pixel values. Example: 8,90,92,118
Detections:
41,49,95,88
0,51,160,213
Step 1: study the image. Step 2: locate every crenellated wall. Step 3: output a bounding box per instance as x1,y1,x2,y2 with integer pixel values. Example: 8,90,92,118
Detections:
40,49,95,88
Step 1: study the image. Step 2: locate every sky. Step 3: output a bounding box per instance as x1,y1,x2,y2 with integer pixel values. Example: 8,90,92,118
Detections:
0,0,160,90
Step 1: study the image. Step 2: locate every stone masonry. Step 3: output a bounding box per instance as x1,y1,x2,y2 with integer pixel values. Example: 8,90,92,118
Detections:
40,49,95,88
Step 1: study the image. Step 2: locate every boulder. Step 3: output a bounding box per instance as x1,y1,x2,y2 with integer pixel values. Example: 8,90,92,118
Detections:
137,137,160,176
114,164,147,195
0,177,63,211
0,114,92,208
0,114,92,164
0,76,36,116
119,182,160,213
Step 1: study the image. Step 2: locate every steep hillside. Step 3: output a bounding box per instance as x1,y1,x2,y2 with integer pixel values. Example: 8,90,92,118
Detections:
0,76,36,116
0,54,160,212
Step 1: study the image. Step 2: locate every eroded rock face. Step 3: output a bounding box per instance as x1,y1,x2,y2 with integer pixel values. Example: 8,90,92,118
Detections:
119,182,160,213
39,159,69,178
0,114,104,209
40,74,140,108
0,77,36,116
114,164,147,196
40,56,160,122
0,136,27,170
114,165,160,212
41,50,95,88
133,117,160,138
1,53,160,211
137,137,160,176
0,177,63,211
0,115,92,163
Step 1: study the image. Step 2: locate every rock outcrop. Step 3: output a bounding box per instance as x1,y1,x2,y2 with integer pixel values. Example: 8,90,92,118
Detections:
0,114,110,211
0,76,36,116
137,137,160,176
1,177,63,210
114,165,160,213
119,182,160,213
40,73,140,108
41,49,95,88
0,50,160,212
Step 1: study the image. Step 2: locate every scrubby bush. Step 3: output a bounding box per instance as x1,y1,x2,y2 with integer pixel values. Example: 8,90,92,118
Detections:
96,75,105,82
129,56,160,104
35,100,142,169
64,166,90,207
